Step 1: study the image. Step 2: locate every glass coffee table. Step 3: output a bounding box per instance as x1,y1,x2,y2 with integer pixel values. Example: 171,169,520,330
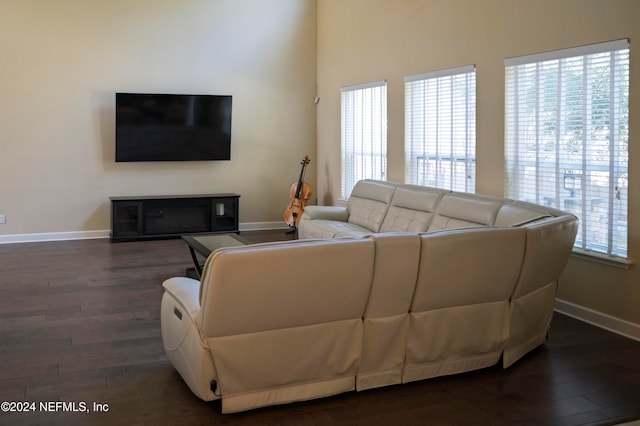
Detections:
182,233,250,279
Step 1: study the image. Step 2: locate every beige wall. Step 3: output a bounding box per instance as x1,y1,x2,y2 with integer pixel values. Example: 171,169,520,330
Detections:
317,0,640,326
2,0,638,328
0,0,317,236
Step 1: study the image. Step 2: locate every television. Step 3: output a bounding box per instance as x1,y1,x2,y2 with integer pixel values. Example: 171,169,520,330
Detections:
115,93,232,162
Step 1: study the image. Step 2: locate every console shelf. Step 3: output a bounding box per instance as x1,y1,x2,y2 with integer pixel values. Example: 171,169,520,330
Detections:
110,194,240,242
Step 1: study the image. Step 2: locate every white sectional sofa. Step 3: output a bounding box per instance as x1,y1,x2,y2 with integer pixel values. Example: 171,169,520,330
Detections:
160,179,578,413
300,179,579,366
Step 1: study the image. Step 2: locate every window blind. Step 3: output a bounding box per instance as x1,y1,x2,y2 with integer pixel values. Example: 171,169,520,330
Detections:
341,80,387,199
404,65,476,192
505,40,629,260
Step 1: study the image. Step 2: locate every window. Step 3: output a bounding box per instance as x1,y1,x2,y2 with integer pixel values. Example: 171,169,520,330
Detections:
405,65,476,192
505,40,629,261
341,80,387,199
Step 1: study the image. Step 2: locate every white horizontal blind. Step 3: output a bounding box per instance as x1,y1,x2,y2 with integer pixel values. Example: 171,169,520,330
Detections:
404,65,476,192
341,81,387,199
505,40,629,259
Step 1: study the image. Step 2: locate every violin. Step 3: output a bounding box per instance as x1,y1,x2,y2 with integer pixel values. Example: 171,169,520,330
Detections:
284,155,312,233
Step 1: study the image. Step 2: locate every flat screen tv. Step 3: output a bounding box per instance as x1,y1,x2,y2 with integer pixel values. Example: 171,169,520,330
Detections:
115,93,232,162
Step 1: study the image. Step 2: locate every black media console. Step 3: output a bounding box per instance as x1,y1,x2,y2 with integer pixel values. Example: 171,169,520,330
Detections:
109,194,240,242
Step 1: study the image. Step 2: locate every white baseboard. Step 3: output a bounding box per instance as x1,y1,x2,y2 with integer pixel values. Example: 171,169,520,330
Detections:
239,222,289,231
555,298,640,342
0,230,111,244
0,222,288,245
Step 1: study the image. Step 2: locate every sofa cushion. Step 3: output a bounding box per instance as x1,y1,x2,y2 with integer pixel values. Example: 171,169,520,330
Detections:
301,219,372,239
380,186,445,232
347,180,397,232
347,198,391,232
428,194,501,231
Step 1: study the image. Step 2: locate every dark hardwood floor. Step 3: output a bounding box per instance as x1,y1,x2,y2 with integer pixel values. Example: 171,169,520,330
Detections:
1,230,639,426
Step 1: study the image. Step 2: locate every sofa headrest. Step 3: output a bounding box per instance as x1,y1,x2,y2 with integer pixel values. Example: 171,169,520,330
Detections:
390,185,444,211
495,203,552,227
350,179,397,204
428,194,501,231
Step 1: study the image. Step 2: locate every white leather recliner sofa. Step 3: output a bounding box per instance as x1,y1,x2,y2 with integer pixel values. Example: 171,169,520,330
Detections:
160,179,578,413
161,238,374,413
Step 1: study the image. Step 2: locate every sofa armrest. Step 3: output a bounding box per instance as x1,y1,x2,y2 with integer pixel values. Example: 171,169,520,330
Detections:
161,276,220,402
302,205,349,222
162,277,201,320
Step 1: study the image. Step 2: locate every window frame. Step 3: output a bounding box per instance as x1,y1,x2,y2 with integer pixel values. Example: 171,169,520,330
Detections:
340,80,388,200
404,65,476,193
504,39,630,266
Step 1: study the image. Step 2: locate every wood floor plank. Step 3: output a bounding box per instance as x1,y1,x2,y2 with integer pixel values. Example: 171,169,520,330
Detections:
0,230,639,425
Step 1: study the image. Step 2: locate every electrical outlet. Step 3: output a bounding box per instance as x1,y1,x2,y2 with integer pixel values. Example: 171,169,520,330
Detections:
0,214,5,224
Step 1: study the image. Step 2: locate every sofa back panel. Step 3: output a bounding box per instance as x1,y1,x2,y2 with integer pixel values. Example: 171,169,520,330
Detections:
412,228,526,311
358,315,408,390
503,282,557,368
495,203,552,227
207,319,362,407
366,233,421,317
199,238,374,338
427,195,502,231
511,215,578,299
406,302,510,365
355,233,420,390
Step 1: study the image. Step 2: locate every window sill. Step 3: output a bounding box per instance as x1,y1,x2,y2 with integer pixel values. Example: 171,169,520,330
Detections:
571,249,633,270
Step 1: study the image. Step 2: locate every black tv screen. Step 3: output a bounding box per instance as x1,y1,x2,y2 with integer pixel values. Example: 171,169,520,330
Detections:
115,93,232,162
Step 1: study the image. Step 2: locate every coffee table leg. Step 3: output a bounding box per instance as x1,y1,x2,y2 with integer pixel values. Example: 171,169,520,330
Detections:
187,245,203,279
